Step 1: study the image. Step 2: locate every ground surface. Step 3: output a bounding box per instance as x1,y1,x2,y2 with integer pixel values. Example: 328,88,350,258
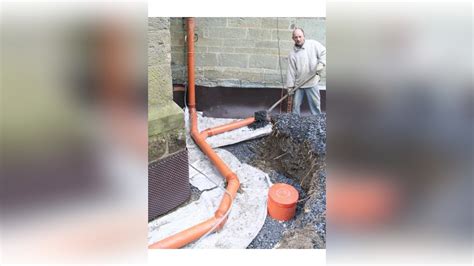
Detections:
223,113,327,249
155,113,326,249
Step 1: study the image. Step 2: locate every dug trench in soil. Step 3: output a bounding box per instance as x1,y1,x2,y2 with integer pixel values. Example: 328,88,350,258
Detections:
224,113,326,249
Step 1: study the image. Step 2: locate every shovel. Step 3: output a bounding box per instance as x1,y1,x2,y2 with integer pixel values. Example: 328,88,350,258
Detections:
250,72,319,129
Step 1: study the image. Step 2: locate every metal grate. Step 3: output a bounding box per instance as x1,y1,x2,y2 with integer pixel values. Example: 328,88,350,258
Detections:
148,149,190,221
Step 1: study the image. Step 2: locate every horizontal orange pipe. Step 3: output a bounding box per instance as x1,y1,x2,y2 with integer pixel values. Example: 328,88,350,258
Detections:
148,217,218,249
148,17,250,249
200,117,255,138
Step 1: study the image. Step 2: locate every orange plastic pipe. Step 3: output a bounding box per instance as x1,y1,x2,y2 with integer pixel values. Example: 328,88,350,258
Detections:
200,117,255,138
187,18,196,108
149,17,253,249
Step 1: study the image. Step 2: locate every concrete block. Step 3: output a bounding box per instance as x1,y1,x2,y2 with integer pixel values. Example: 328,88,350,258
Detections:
278,47,293,55
210,27,247,39
195,17,228,28
261,18,291,29
218,53,249,68
196,53,218,67
207,46,235,53
170,17,184,29
233,47,258,54
255,40,287,49
172,69,186,85
271,29,293,40
239,71,264,82
203,68,225,81
223,38,256,48
227,17,262,28
247,29,272,40
234,47,281,55
171,65,186,78
203,67,241,81
171,45,184,53
170,32,185,46
249,54,278,69
264,73,286,85
195,36,223,47
171,51,185,66
194,46,208,53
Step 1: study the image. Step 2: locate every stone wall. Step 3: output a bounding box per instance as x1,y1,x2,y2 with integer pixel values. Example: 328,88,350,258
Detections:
148,17,186,162
170,17,326,88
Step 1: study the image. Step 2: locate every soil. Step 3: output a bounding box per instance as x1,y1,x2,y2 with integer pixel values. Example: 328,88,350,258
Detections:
223,113,327,249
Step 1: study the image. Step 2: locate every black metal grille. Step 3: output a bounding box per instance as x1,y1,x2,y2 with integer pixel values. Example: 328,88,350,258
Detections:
148,149,190,221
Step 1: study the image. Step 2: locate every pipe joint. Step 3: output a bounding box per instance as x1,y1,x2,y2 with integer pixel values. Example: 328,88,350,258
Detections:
200,129,211,138
225,172,238,182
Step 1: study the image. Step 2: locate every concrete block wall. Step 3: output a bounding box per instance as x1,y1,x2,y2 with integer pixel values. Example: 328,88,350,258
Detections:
170,17,326,88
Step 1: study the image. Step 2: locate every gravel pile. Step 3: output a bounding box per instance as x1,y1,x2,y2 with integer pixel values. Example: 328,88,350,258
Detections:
271,113,326,156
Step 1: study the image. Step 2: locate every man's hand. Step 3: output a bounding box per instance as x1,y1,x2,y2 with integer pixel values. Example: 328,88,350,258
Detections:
287,87,295,96
315,73,321,83
316,62,325,72
315,63,324,84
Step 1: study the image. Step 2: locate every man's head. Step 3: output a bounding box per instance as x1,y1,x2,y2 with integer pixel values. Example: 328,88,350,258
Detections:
292,28,305,47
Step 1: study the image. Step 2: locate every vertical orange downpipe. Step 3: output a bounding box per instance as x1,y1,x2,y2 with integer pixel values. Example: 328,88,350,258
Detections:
187,18,196,109
149,17,255,249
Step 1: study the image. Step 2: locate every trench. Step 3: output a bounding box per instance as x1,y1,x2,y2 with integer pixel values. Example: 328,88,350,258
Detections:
155,81,327,248
223,113,326,249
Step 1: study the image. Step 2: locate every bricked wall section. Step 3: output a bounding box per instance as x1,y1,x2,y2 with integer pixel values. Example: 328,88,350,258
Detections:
169,17,326,88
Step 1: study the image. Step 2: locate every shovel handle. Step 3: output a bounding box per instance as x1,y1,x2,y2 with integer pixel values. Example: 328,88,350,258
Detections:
267,72,319,113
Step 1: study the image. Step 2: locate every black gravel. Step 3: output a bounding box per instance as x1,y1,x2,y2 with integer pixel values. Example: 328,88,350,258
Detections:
271,113,326,156
300,170,326,244
248,110,270,130
247,171,305,249
223,113,327,249
222,138,261,164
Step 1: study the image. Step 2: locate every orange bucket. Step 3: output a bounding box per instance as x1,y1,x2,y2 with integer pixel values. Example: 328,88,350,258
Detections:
267,183,299,221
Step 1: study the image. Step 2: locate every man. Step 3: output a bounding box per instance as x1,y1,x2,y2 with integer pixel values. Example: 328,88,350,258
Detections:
286,27,326,115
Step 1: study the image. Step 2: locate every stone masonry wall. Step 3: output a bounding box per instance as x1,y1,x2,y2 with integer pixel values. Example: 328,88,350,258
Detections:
148,17,185,162
170,17,326,88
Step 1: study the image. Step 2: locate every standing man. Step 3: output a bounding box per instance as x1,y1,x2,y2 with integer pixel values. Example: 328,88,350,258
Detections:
286,27,326,115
